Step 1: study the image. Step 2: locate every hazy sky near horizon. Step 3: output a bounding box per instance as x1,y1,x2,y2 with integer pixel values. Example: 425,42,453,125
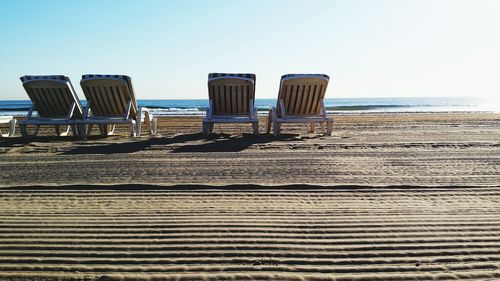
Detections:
0,0,499,100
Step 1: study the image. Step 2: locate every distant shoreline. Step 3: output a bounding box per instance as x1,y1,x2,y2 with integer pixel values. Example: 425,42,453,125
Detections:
0,97,497,116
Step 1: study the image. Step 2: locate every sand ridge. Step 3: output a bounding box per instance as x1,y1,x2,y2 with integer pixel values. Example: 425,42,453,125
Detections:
0,186,498,280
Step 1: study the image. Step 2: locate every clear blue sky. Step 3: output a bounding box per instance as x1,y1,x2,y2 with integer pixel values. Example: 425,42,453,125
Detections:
1,0,499,100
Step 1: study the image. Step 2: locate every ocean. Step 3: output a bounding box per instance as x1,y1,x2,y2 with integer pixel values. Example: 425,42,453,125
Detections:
0,97,497,117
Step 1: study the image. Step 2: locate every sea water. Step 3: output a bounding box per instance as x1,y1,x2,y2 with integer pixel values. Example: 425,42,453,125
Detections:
0,97,497,117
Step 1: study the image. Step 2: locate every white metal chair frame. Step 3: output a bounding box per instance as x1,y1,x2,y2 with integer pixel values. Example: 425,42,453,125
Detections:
203,76,258,136
20,101,79,137
77,100,156,138
19,76,82,138
77,76,157,138
268,99,332,136
0,116,16,137
266,74,333,136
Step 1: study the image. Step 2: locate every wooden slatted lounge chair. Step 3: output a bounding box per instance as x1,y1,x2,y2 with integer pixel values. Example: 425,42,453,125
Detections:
0,116,16,137
19,75,83,137
77,74,157,138
203,73,258,136
266,74,333,136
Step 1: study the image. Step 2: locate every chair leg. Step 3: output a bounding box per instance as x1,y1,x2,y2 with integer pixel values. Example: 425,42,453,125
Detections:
252,122,259,134
87,124,94,136
19,124,27,138
70,125,78,137
0,119,15,137
266,110,272,133
319,122,326,134
77,124,87,139
135,120,141,137
99,125,106,136
308,123,315,133
108,124,116,135
151,118,158,135
130,122,136,137
99,124,115,136
273,121,281,136
9,119,16,137
20,124,39,138
139,111,158,135
202,122,210,137
271,108,280,136
326,121,333,136
55,125,71,137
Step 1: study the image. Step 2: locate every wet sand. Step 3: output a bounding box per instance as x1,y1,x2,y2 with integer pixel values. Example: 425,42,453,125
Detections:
0,113,499,280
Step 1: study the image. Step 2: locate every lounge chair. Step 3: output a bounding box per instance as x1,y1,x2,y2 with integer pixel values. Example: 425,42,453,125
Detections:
266,74,333,136
0,116,16,137
19,75,83,137
77,74,157,138
203,73,258,136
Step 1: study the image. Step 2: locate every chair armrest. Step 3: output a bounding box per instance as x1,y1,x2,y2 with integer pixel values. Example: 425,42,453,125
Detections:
138,106,154,122
139,106,151,113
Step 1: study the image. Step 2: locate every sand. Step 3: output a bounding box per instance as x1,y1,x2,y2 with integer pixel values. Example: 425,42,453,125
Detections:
0,113,499,187
0,187,499,280
0,113,499,280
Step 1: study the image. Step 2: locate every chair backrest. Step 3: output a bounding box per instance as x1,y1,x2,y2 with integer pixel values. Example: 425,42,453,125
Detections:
208,73,256,115
277,74,330,116
20,75,83,118
80,74,138,119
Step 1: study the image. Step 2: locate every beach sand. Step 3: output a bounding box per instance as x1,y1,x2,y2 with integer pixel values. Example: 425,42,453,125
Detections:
0,113,499,280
